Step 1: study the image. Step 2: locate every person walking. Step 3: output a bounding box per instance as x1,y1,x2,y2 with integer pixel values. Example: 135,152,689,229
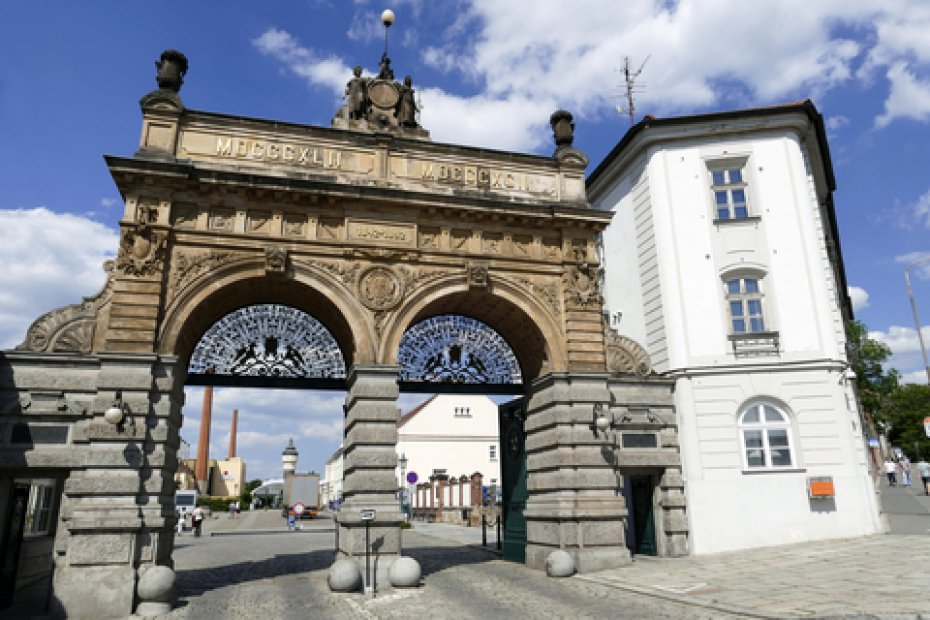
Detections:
900,457,912,487
883,458,897,486
916,457,930,496
176,509,185,536
192,505,204,537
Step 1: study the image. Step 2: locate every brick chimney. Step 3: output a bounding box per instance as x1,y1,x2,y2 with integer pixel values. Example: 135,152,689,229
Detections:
229,408,238,459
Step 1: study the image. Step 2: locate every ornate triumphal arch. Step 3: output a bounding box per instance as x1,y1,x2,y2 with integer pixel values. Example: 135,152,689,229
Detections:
0,50,685,617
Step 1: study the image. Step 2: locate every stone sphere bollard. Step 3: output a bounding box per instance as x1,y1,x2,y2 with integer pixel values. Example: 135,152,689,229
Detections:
135,565,176,617
388,556,422,588
545,550,576,577
328,558,362,592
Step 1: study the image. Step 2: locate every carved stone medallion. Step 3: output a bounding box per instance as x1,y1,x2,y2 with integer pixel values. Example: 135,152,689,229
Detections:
357,265,404,310
564,263,602,308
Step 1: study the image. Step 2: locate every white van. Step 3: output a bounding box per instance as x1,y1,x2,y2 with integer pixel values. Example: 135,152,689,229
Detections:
174,490,198,516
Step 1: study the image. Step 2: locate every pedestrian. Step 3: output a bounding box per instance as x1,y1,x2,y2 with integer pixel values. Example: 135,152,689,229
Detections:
883,458,897,486
900,457,912,487
916,457,930,496
192,505,204,537
176,509,185,536
287,510,296,532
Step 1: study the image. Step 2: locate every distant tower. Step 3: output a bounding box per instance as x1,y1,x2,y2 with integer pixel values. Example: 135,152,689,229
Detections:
194,386,213,494
228,409,238,459
282,438,298,477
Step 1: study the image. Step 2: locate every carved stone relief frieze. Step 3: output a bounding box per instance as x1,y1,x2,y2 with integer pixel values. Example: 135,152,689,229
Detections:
482,233,503,255
604,323,652,376
209,209,235,232
542,238,562,260
314,259,361,286
318,217,343,241
168,250,238,303
451,229,470,251
284,217,305,238
115,225,168,277
515,276,561,318
418,227,440,250
171,203,198,229
137,199,160,224
17,261,115,353
512,234,533,257
248,211,272,234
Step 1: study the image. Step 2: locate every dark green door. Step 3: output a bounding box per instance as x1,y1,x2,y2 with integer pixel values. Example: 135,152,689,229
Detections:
627,474,658,556
499,398,527,563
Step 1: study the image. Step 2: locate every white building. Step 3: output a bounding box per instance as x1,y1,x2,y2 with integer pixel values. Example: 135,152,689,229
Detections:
321,445,344,509
588,101,883,554
396,394,501,495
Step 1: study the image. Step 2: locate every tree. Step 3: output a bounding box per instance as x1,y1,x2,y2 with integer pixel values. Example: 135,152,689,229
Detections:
884,384,930,460
240,478,264,508
846,320,900,430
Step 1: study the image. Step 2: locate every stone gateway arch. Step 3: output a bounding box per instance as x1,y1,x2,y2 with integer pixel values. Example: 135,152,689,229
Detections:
0,50,685,617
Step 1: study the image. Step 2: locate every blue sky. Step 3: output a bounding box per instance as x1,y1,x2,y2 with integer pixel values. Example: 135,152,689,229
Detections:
2,1,929,480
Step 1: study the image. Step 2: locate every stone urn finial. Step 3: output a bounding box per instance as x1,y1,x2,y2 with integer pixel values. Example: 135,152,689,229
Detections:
550,109,575,149
156,49,189,92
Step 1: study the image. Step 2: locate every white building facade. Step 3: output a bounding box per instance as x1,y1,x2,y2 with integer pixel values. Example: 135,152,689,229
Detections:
396,394,502,499
588,101,883,554
321,446,344,509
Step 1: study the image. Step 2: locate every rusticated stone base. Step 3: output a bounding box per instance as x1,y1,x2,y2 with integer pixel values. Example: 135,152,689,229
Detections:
51,565,136,619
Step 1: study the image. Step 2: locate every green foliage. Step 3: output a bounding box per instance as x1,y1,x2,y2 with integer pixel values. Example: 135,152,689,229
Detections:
240,479,264,507
196,497,233,512
884,384,930,460
846,320,900,428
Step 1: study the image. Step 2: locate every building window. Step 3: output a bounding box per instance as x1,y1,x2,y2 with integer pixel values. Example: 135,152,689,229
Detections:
24,482,56,536
711,164,749,220
739,403,795,470
726,277,765,334
454,406,471,417
489,445,497,460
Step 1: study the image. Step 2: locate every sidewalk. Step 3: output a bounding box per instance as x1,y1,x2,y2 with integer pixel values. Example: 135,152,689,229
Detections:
567,477,930,618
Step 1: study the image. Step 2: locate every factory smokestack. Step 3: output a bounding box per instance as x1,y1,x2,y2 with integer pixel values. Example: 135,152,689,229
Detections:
195,386,213,493
229,409,238,459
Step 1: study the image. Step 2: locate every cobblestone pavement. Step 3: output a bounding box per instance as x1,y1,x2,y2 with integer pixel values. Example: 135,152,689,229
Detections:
164,514,734,619
161,488,930,620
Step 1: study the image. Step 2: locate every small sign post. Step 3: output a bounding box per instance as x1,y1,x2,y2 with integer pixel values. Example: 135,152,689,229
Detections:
292,502,305,516
360,509,376,595
924,417,930,439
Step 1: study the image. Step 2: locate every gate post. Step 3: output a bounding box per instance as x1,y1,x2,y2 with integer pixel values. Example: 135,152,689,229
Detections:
523,371,631,573
335,364,406,589
51,354,183,618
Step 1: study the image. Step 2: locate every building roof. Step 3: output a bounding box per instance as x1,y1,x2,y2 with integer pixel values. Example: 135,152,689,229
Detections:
586,99,852,323
397,394,439,428
588,99,835,191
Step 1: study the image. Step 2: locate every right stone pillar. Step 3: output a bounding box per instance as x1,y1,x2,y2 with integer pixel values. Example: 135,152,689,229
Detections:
524,371,680,572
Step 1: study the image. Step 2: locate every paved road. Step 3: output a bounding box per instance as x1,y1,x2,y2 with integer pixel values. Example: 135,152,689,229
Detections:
165,512,731,619
161,492,930,620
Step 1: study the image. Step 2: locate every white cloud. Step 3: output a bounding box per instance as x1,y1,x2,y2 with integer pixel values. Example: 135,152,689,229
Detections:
826,115,850,131
0,208,118,349
900,369,930,385
252,29,352,96
100,197,118,208
848,286,870,311
874,62,930,128
869,324,930,380
911,189,930,229
251,2,930,151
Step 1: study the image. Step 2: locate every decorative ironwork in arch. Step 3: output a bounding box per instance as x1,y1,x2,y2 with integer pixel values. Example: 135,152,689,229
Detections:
398,314,522,384
188,304,346,378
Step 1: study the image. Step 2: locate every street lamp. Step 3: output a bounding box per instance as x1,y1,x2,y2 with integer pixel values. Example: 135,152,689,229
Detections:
398,452,408,516
904,256,930,384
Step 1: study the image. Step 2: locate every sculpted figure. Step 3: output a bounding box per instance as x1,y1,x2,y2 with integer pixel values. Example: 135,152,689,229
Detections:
378,53,395,80
345,65,368,120
397,75,417,127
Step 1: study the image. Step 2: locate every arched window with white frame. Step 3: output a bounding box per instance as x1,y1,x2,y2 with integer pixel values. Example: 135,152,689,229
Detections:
738,402,796,470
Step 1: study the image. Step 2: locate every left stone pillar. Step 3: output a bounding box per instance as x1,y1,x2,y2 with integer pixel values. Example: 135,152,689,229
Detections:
335,365,404,591
52,354,183,618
